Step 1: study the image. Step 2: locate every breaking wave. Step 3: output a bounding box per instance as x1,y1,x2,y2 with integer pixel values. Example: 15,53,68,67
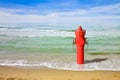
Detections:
0,55,120,71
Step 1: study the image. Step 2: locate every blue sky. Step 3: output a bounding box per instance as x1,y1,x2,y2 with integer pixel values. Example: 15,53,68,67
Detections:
0,0,120,26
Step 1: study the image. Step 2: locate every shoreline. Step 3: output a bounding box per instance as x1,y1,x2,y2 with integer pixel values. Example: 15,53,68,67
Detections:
0,66,120,80
0,54,120,71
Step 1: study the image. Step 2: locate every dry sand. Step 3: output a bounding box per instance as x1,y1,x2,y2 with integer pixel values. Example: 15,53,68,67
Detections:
0,66,120,80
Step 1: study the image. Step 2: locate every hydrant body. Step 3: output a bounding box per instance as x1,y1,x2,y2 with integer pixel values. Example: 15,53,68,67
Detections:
75,27,86,64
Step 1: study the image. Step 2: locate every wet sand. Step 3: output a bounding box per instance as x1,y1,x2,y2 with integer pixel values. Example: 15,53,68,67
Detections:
0,66,120,80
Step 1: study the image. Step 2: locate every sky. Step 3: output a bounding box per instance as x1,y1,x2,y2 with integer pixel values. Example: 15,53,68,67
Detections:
0,0,120,26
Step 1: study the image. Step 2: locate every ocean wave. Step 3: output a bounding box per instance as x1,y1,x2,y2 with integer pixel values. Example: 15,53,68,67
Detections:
0,23,120,38
0,58,120,71
0,29,74,37
0,27,119,38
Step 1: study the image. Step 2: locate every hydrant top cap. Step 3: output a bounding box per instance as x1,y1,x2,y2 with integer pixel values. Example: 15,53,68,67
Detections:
78,26,82,31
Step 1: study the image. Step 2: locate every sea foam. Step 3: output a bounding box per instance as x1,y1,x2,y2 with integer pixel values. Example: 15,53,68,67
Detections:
0,57,120,71
0,28,74,37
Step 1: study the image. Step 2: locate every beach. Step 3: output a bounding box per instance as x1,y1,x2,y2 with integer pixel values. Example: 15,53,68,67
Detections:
0,66,120,80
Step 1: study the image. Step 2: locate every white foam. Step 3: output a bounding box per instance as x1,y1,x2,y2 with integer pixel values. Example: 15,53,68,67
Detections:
0,58,120,71
0,28,7,30
0,29,74,37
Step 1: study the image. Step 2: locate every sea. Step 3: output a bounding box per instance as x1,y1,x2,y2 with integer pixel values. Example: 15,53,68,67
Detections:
0,23,120,70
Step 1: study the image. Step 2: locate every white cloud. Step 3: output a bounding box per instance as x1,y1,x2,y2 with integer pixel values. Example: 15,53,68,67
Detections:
0,3,120,26
90,3,120,15
48,3,120,16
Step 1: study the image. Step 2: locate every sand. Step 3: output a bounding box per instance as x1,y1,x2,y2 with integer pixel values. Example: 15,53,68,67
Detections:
0,66,120,80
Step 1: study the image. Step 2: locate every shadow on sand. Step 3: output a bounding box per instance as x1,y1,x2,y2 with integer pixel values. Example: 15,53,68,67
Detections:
85,58,108,64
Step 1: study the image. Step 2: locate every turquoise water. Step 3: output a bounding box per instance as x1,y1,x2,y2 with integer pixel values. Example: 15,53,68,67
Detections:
0,23,120,54
0,35,120,54
0,36,74,54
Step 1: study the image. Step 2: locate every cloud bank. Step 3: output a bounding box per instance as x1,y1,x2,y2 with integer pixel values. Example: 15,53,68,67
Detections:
0,2,120,26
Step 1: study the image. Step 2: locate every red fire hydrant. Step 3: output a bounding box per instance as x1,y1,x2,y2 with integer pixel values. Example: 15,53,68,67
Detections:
74,26,86,64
